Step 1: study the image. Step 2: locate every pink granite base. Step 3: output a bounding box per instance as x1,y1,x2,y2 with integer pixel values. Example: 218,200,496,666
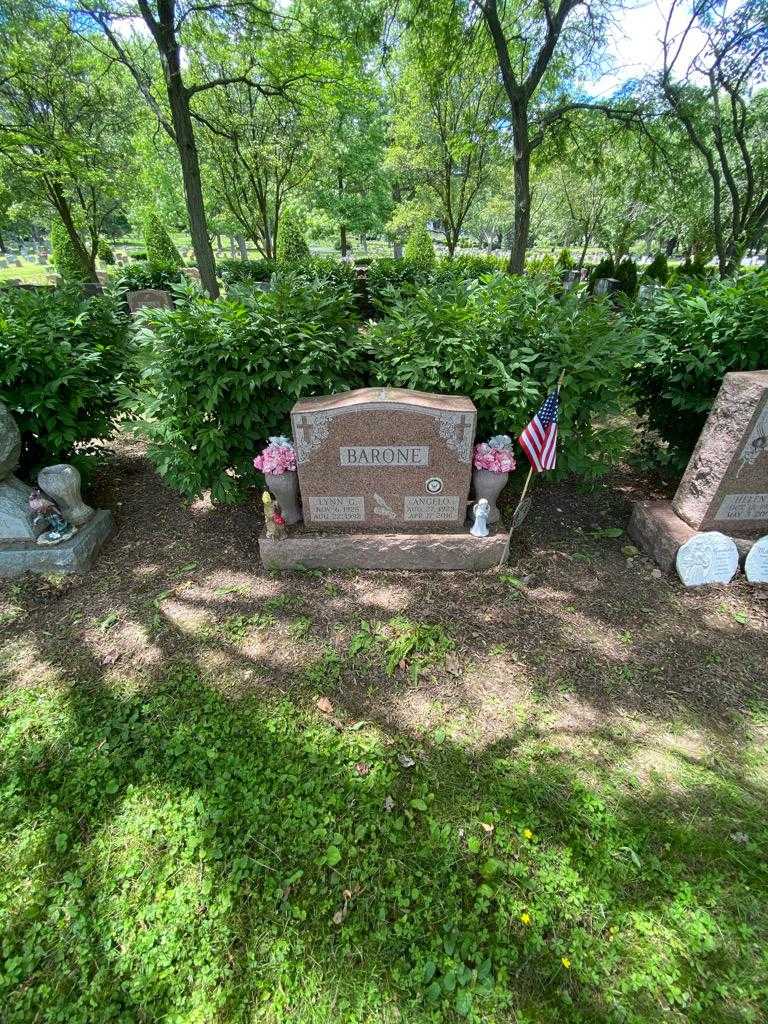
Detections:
258,529,508,571
629,500,754,573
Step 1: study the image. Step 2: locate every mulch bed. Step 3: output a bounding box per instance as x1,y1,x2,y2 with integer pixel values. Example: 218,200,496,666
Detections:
2,434,767,757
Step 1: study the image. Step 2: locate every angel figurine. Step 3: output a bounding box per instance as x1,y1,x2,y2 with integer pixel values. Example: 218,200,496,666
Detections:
28,487,77,546
470,498,491,538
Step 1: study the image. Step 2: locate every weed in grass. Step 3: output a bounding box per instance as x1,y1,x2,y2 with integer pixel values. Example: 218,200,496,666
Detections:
348,617,454,683
288,615,313,640
304,647,343,688
220,612,276,642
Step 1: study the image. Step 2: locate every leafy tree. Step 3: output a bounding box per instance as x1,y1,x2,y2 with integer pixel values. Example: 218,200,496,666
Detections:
476,0,637,272
388,5,504,255
659,0,768,275
0,11,139,281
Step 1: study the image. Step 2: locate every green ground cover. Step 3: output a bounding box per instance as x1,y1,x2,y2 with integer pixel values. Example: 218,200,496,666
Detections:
1,663,765,1023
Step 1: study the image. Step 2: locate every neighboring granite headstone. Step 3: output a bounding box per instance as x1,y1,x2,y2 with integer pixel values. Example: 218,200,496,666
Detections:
0,403,112,576
630,370,768,572
745,535,768,583
127,289,173,313
676,531,739,587
291,387,476,530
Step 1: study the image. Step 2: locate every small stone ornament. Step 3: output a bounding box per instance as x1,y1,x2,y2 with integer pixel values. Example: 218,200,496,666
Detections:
28,488,77,546
676,531,740,587
470,498,491,538
745,535,768,583
37,464,94,526
262,490,286,540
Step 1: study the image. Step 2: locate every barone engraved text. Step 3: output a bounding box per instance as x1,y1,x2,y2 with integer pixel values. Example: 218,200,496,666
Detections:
403,495,460,521
308,496,365,522
716,492,768,521
340,445,429,467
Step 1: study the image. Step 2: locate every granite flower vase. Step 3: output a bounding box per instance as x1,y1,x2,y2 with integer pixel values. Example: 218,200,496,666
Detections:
472,469,508,525
265,471,301,525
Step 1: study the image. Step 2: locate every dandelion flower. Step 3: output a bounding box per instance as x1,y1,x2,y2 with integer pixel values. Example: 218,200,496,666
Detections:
523,828,534,840
561,957,571,969
520,912,531,926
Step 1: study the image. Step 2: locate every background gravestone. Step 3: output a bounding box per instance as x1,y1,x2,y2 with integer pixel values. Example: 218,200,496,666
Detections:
291,387,476,531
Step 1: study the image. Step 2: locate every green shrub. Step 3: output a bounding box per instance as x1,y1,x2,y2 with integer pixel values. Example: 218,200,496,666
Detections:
143,213,183,271
644,252,669,284
50,220,89,283
587,256,615,293
218,257,276,286
290,256,356,290
615,257,638,297
366,257,427,313
557,248,574,270
671,254,712,282
368,275,643,478
404,224,435,271
116,260,184,292
0,287,131,468
135,277,367,502
97,239,116,265
630,273,768,471
434,254,507,282
276,213,310,262
525,254,558,279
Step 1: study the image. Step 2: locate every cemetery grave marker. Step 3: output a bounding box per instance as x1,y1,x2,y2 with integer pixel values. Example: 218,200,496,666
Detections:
259,386,509,570
631,370,768,574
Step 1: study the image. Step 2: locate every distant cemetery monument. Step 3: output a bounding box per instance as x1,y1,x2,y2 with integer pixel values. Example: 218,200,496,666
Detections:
630,370,768,581
258,387,509,569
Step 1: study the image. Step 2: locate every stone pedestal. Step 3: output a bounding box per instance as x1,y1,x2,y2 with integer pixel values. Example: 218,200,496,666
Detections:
0,509,113,577
258,528,507,571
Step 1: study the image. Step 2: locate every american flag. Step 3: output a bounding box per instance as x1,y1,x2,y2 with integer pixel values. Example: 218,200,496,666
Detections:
518,389,559,472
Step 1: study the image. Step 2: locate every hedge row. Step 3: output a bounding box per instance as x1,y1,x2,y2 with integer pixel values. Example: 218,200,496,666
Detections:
2,264,766,499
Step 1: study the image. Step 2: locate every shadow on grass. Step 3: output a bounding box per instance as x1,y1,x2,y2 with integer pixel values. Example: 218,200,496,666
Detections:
1,652,766,1024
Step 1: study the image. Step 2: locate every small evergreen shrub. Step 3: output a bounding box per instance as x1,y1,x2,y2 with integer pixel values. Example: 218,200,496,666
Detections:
0,287,131,467
672,254,711,282
97,239,116,265
557,248,574,270
644,252,669,284
135,277,367,502
50,220,89,283
143,213,183,271
404,224,435,271
276,213,310,262
588,256,616,293
615,257,638,297
218,257,276,285
630,273,768,471
116,261,184,292
368,275,644,478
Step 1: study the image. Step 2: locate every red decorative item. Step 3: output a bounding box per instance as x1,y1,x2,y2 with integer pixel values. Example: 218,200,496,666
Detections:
273,512,286,526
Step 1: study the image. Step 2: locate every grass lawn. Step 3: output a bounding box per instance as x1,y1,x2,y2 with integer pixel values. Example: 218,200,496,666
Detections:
1,438,766,1023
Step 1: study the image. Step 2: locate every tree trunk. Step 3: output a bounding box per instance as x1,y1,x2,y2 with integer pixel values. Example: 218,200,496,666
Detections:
237,235,248,260
508,101,531,275
48,180,97,282
393,240,403,258
340,224,348,258
0,231,5,253
229,235,236,258
158,35,219,297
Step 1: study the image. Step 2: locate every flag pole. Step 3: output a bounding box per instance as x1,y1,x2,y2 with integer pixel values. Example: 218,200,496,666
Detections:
498,369,565,568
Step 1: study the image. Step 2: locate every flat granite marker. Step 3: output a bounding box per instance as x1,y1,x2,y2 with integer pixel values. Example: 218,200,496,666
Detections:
630,371,768,571
291,387,476,530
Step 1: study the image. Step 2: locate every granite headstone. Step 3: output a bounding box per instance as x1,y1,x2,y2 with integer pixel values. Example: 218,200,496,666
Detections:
290,387,477,530
673,370,768,537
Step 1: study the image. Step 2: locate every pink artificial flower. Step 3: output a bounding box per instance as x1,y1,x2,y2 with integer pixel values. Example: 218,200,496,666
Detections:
473,441,516,473
253,443,297,475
